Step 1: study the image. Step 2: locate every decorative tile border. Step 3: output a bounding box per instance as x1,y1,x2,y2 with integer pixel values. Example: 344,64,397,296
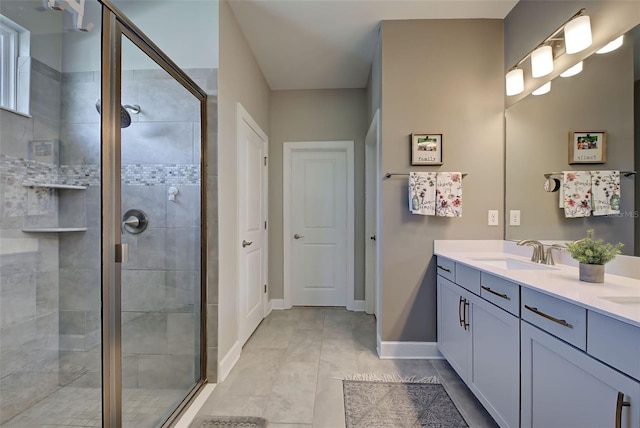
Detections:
1,155,200,187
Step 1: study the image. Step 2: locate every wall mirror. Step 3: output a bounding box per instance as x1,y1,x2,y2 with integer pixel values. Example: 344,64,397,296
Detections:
505,23,640,256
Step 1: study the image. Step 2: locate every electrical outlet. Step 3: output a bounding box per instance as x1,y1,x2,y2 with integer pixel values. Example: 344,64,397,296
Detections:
488,210,499,226
510,210,521,226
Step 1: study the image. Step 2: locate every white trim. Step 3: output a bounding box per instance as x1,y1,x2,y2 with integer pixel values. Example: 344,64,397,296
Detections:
283,141,355,310
218,340,242,383
173,383,216,428
236,103,269,346
377,341,444,360
267,298,285,315
353,300,365,311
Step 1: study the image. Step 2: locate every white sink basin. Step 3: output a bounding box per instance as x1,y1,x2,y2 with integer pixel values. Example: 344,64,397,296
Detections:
599,296,640,305
470,257,557,271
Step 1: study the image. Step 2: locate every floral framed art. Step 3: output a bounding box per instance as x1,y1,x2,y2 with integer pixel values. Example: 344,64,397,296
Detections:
411,133,442,166
568,131,606,164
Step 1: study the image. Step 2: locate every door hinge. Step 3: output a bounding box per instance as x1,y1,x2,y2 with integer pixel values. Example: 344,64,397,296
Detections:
264,284,268,293
264,156,268,166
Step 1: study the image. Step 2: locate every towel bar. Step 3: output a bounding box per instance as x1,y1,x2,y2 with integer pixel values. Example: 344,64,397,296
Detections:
384,172,468,179
543,171,636,179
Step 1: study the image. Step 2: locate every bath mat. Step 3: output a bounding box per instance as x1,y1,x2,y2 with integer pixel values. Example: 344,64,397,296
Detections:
188,415,268,428
343,380,468,427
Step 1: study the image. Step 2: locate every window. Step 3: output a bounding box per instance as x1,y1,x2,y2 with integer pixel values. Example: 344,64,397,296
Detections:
0,15,30,114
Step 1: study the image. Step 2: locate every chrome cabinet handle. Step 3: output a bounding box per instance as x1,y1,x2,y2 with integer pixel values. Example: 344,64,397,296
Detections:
294,234,304,239
481,285,511,301
242,240,253,248
458,296,464,327
462,299,470,331
524,304,573,328
437,265,452,273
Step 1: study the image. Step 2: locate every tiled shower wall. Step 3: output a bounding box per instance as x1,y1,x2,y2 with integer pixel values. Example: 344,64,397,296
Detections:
0,59,63,423
0,62,217,423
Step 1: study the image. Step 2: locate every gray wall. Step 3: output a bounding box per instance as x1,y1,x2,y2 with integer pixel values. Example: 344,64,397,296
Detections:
379,19,504,342
505,41,635,252
268,89,368,301
217,0,271,375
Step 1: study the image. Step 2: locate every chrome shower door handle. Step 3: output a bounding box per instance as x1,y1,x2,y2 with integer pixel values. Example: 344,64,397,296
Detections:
242,240,253,248
294,234,304,239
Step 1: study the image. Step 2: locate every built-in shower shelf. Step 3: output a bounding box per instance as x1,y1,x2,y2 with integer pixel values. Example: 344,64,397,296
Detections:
22,227,88,233
22,183,86,190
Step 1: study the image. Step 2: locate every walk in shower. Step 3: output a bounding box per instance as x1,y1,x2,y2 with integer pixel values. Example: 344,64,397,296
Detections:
0,1,210,426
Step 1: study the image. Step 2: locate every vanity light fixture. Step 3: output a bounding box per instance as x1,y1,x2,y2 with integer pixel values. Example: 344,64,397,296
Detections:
531,45,554,78
560,61,583,77
596,35,623,54
564,15,592,54
532,81,551,96
505,8,591,96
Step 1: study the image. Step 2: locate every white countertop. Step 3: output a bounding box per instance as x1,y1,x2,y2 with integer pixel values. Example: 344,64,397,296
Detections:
434,240,640,328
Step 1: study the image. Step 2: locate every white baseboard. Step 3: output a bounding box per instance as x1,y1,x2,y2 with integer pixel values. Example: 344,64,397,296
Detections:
352,300,365,311
173,383,216,428
377,340,444,359
218,341,241,382
268,299,284,314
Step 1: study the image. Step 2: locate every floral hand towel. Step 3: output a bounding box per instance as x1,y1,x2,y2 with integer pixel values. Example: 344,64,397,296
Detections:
590,170,621,216
408,172,436,215
436,172,462,217
563,171,592,218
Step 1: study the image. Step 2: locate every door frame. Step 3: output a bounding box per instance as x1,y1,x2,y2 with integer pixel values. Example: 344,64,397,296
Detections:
236,103,269,342
364,110,380,316
282,141,355,310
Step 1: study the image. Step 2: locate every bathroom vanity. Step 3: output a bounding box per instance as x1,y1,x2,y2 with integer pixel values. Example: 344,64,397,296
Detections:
435,240,640,428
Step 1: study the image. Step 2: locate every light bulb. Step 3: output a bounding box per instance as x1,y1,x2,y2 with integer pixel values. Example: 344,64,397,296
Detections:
506,69,524,96
596,35,623,54
564,15,592,54
531,45,554,78
560,61,583,77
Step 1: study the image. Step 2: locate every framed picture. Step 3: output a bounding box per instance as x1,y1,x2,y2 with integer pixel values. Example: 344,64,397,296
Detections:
568,131,606,164
411,133,442,165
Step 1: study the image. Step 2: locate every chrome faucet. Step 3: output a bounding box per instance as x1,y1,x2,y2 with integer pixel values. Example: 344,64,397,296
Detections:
544,244,563,265
517,239,546,263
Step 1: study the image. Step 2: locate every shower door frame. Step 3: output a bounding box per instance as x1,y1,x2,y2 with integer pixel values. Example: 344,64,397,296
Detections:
99,2,209,426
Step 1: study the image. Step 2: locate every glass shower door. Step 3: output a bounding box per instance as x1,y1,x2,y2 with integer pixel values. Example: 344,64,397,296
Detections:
116,32,204,428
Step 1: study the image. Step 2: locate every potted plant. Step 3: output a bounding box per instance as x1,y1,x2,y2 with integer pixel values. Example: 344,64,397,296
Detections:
565,229,623,283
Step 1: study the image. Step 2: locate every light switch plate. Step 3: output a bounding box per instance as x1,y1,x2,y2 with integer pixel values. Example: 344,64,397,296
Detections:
488,210,499,226
510,210,521,226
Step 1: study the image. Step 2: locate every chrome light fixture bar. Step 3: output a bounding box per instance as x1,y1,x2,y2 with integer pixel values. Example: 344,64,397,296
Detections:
506,8,590,96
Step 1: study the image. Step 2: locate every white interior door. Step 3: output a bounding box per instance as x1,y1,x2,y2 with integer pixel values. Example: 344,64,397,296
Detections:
283,141,354,309
238,104,268,346
364,110,380,315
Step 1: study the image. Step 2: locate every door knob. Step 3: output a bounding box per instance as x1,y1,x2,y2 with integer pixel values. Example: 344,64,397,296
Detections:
370,235,376,241
242,240,253,248
294,234,304,239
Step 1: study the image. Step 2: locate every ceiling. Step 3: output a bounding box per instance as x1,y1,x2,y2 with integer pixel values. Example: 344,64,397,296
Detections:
228,0,519,90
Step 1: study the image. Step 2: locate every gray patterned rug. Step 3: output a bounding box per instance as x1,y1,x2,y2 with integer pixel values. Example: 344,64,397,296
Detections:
343,380,469,427
188,416,267,428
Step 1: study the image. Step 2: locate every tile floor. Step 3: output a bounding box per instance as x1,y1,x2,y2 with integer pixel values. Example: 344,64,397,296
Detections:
196,307,498,428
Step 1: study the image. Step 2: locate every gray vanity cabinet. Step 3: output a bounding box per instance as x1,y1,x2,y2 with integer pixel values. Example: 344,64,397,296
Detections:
437,260,519,428
521,321,640,428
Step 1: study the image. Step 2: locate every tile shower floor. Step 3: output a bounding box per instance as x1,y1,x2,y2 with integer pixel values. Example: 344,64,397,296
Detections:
196,307,498,428
2,386,185,427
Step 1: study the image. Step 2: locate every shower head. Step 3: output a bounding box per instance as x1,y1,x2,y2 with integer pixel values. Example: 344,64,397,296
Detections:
95,99,141,128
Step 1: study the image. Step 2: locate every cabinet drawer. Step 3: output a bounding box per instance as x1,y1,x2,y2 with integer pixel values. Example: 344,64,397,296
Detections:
521,287,587,350
588,311,640,381
480,273,520,316
456,264,480,294
436,257,455,282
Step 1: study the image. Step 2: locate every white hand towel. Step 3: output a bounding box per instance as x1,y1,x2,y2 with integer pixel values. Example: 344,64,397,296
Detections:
562,171,592,218
436,172,463,217
591,170,621,216
408,172,436,215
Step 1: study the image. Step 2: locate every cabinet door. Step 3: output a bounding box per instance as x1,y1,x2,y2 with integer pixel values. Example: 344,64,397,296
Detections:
522,322,640,428
469,294,519,428
437,275,472,382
